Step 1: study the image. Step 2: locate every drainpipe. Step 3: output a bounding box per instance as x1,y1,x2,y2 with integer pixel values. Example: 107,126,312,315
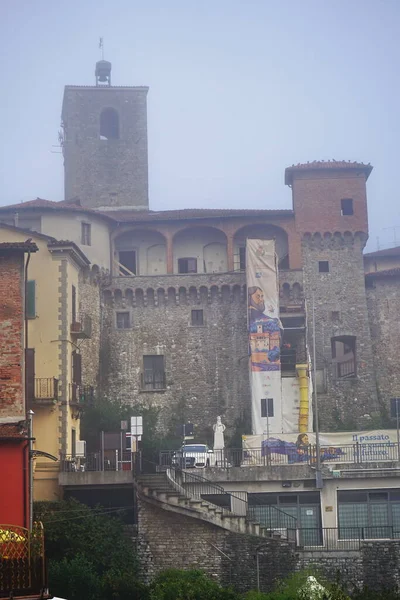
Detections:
296,364,309,433
24,251,34,530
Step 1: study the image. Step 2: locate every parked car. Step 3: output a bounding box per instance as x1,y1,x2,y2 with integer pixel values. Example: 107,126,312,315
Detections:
173,444,214,468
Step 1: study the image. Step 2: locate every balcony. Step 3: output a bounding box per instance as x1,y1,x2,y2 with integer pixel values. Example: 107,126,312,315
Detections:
28,377,59,406
0,522,48,599
70,313,92,339
69,383,94,408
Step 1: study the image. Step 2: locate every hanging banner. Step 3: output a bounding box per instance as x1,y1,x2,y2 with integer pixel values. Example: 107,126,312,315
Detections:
242,430,399,466
247,239,282,435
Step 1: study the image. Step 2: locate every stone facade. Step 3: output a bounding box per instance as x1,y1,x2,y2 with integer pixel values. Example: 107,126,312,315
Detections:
137,498,297,592
62,86,149,210
366,271,400,418
302,232,379,430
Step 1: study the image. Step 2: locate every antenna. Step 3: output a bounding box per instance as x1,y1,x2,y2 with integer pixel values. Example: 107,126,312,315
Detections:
383,225,400,248
99,37,104,60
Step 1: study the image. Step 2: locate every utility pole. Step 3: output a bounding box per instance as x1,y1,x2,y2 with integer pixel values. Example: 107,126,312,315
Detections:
312,295,323,489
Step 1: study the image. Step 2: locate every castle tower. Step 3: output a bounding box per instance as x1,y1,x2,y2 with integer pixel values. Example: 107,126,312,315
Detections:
286,161,379,429
61,60,149,211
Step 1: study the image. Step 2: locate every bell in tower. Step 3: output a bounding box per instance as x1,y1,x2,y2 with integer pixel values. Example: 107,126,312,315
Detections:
95,60,112,86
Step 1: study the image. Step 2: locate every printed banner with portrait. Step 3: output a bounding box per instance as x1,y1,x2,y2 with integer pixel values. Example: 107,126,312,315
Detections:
246,239,282,435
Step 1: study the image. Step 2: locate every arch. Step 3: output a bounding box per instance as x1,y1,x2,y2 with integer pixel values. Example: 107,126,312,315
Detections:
146,288,155,307
125,289,133,306
157,288,166,306
292,282,302,301
100,108,119,140
114,289,123,307
103,290,112,306
221,285,231,303
172,226,227,274
210,285,219,303
114,229,167,276
189,286,198,304
167,287,177,306
199,286,208,304
233,284,241,303
179,287,187,305
135,289,144,307
233,224,289,270
281,282,291,303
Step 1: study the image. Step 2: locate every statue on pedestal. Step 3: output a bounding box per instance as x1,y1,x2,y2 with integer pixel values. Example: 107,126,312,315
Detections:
213,416,226,466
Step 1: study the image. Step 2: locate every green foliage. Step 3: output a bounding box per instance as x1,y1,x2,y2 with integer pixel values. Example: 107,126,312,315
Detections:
149,569,239,600
34,498,140,600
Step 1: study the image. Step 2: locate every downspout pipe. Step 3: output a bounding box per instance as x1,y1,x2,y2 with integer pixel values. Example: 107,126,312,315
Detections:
24,251,34,530
296,364,309,433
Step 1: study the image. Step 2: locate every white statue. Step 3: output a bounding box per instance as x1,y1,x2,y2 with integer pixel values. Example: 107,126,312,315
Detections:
213,416,226,450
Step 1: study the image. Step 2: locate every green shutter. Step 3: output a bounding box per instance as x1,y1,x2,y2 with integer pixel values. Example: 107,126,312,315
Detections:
26,280,36,318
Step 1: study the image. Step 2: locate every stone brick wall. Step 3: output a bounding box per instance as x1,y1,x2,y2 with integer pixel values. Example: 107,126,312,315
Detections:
100,273,251,439
62,86,148,210
137,498,297,592
301,233,379,429
78,268,103,389
0,253,24,419
366,274,400,418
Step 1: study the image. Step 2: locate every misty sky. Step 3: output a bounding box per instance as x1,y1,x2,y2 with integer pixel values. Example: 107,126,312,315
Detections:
1,0,400,251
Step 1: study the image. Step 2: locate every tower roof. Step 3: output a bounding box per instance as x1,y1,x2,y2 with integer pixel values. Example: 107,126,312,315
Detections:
285,160,373,185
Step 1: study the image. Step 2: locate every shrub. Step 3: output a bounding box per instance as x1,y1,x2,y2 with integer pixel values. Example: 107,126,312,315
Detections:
149,569,239,600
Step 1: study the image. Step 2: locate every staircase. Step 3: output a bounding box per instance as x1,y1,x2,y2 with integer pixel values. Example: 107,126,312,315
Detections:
135,469,294,541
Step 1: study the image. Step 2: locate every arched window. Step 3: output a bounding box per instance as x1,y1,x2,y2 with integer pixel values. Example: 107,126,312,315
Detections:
100,108,119,140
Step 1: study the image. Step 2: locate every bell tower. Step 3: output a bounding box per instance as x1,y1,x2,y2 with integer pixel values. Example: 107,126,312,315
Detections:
61,61,149,211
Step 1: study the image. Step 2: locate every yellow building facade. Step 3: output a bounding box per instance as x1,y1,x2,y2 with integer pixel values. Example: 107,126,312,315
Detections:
0,224,91,500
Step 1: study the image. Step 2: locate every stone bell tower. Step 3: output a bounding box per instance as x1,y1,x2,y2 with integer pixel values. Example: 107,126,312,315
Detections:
61,60,149,211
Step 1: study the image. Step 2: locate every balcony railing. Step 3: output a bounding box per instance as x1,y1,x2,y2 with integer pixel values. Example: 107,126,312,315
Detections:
140,371,166,391
69,384,94,407
60,451,139,473
33,377,58,403
159,443,400,469
336,357,356,378
70,313,92,339
293,526,400,551
0,522,47,598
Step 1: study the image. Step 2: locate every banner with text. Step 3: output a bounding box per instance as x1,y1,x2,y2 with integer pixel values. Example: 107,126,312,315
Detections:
242,430,399,465
247,239,282,435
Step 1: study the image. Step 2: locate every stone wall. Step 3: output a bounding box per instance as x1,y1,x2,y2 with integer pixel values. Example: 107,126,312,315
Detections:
137,498,297,592
366,274,400,419
100,273,251,439
78,268,103,390
301,232,379,430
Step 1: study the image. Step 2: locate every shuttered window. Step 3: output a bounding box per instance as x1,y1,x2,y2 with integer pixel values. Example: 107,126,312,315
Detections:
26,348,35,402
26,280,36,319
72,351,82,385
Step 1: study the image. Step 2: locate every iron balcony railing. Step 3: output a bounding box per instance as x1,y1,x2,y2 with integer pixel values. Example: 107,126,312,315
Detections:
336,357,356,378
0,522,47,599
60,450,140,473
70,313,92,339
167,467,297,543
159,442,400,469
69,384,94,406
34,377,58,402
293,526,400,551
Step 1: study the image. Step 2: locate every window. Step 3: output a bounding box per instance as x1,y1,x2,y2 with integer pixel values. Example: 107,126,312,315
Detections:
116,311,130,329
81,222,91,246
142,355,165,390
26,348,35,403
341,198,354,216
239,247,246,271
331,335,356,378
72,351,82,385
72,285,76,323
118,251,136,276
26,280,36,318
71,428,76,458
318,261,329,273
178,258,197,274
100,108,119,140
191,309,204,326
261,398,274,418
338,489,400,539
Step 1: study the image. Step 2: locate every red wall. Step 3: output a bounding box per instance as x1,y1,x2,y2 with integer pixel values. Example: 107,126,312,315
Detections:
0,441,28,528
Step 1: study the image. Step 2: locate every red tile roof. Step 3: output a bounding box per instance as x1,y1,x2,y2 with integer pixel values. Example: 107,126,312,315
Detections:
0,423,27,439
101,207,293,223
365,268,400,279
0,242,38,253
0,198,114,222
285,160,373,184
364,246,400,258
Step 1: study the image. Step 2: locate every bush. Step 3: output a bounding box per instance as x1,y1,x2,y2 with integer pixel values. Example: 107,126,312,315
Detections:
149,569,239,600
49,554,101,600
